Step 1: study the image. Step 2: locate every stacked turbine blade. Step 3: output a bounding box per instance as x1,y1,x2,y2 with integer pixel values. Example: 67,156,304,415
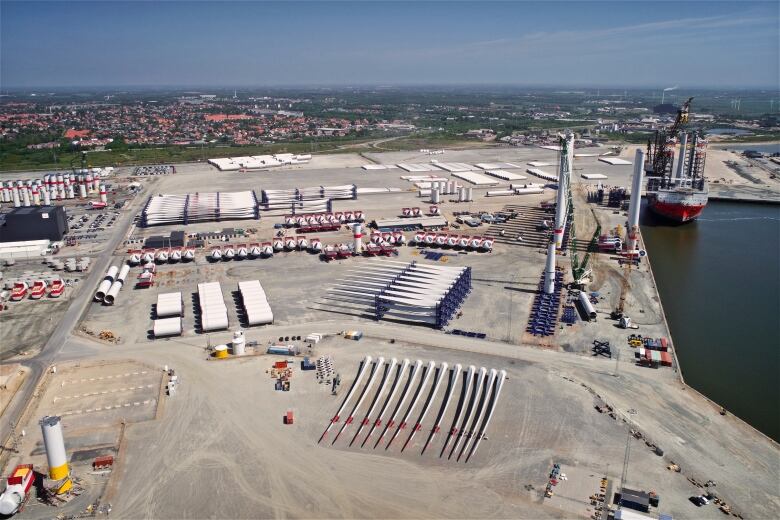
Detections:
238,280,274,326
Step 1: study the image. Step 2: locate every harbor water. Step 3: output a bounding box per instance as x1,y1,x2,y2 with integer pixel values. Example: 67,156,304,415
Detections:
641,200,780,441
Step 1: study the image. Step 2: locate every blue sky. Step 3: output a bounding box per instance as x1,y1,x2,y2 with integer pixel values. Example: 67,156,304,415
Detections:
1,1,778,88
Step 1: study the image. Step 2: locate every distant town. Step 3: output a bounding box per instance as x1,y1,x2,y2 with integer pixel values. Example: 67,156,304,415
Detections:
1,87,778,171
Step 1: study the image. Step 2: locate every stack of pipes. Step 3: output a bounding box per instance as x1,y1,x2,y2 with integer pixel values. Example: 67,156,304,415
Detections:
94,265,119,301
103,264,130,305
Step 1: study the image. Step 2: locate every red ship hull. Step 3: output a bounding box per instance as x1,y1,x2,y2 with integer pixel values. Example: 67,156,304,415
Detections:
648,200,706,222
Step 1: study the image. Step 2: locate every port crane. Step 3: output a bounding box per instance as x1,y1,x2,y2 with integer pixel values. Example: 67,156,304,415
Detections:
646,97,694,177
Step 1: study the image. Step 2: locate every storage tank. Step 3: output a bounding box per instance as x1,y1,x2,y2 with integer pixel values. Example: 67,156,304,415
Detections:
466,187,474,202
457,186,465,202
213,345,229,359
40,416,69,481
232,330,246,355
99,184,107,204
43,187,52,205
431,187,440,204
79,182,87,198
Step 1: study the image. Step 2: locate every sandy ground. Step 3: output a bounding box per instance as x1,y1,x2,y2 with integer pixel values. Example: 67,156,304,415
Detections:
3,144,778,519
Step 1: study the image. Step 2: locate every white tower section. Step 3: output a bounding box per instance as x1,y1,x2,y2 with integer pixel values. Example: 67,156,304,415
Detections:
553,132,573,249
40,416,69,480
544,241,557,294
626,149,646,253
674,132,688,183
353,223,363,255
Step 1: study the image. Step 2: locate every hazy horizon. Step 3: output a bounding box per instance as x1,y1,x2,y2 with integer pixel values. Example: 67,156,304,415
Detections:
1,1,778,89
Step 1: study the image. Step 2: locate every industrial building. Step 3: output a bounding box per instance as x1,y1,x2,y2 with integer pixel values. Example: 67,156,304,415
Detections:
144,230,186,249
0,206,68,242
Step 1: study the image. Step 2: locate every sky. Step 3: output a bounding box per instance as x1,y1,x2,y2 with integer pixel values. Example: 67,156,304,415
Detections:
1,1,778,89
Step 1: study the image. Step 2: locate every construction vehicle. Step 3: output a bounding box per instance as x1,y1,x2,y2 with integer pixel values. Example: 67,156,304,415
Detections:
611,261,635,328
0,464,35,516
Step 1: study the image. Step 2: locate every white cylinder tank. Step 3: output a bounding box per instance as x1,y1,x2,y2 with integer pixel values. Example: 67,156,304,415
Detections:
43,188,52,205
544,241,556,294
94,279,112,301
105,265,119,282
578,291,597,320
353,223,363,255
117,264,130,283
466,187,474,202
40,415,69,480
103,280,123,305
232,330,246,355
431,187,440,204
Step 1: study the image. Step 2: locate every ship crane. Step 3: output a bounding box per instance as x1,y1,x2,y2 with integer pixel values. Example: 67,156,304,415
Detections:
646,97,694,177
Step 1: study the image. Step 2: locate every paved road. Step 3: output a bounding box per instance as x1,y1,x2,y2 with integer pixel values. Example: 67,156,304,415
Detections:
0,188,148,447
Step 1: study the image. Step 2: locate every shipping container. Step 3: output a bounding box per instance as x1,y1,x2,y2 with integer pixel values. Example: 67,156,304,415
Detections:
93,455,114,469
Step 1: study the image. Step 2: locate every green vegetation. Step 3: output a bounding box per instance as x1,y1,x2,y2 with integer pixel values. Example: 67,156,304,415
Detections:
0,136,382,173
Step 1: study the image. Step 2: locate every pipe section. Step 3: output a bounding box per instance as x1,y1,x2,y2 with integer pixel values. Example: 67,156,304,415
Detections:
626,149,646,252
